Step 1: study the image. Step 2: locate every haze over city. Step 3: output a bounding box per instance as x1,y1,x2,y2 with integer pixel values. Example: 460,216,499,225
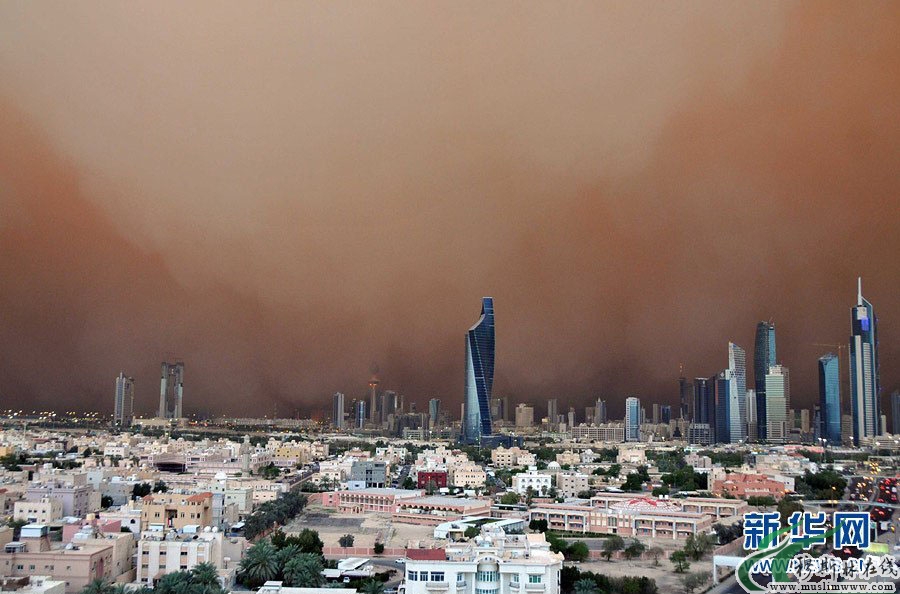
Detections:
1,2,899,417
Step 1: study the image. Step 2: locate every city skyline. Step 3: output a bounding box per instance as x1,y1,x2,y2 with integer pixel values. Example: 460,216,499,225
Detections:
1,4,899,417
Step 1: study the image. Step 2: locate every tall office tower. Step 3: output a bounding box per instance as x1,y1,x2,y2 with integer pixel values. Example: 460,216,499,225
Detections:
813,405,821,440
584,407,594,425
746,389,757,441
625,397,641,442
652,403,660,425
547,399,559,426
765,365,790,443
595,399,608,424
368,376,379,423
818,353,842,445
892,391,900,435
640,406,647,425
714,371,732,443
754,321,777,441
841,414,853,447
515,404,534,428
660,405,672,424
678,374,692,420
383,390,398,422
800,409,810,434
693,377,714,429
355,400,367,429
332,392,345,429
429,398,441,430
502,396,510,422
489,398,501,422
850,278,880,445
158,361,184,419
463,297,495,443
114,372,134,426
728,342,748,443
567,407,576,429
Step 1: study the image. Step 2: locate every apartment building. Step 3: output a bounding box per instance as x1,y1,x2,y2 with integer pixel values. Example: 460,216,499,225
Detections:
135,527,245,587
448,464,486,489
511,470,552,496
555,473,589,499
14,499,63,524
140,493,213,531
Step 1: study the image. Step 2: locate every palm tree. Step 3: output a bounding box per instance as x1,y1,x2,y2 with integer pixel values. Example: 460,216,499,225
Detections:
574,578,599,594
283,553,324,587
81,579,114,594
276,544,302,569
240,540,281,588
360,580,385,594
191,563,221,590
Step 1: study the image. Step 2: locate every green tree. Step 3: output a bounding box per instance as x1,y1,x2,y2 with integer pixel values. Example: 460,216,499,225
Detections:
373,542,385,554
602,535,625,561
683,533,713,561
652,486,670,497
402,476,415,489
606,464,622,477
464,526,480,539
361,580,385,594
239,540,281,588
283,553,324,588
80,579,114,594
191,562,221,591
132,483,152,498
574,577,599,594
669,550,690,573
296,528,324,555
681,571,708,594
567,541,590,562
648,546,664,566
777,498,804,526
529,519,548,532
500,492,520,505
338,534,355,548
747,495,776,507
623,539,646,560
153,480,168,493
622,473,644,492
101,495,114,509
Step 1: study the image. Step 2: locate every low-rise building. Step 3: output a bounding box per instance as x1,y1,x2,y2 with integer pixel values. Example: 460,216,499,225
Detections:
135,527,245,587
511,470,552,496
348,461,387,490
140,492,214,531
555,473,589,499
320,488,421,514
393,497,492,526
712,473,790,500
13,499,63,525
448,464,486,489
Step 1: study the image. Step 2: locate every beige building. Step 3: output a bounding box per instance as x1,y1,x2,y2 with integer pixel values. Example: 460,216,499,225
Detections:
556,472,590,498
514,404,534,428
140,493,213,531
448,464,486,489
554,451,581,466
14,499,63,524
135,528,245,587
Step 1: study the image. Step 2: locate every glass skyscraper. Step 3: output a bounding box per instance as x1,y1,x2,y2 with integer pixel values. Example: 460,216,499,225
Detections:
754,321,776,440
850,278,879,445
818,353,841,445
728,342,748,443
114,372,134,427
463,297,495,443
765,365,789,443
625,396,641,442
693,377,714,427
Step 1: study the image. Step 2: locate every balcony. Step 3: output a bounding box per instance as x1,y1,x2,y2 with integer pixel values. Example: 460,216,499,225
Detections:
426,581,449,591
524,583,545,592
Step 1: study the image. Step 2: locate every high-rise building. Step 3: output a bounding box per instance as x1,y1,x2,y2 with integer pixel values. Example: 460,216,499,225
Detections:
892,391,900,435
800,409,810,434
114,372,134,426
765,365,790,443
594,399,607,424
368,376,379,423
850,278,880,445
584,407,594,425
652,403,660,425
754,321,777,441
463,297,495,443
547,399,559,426
158,361,184,419
383,390,398,423
625,397,640,442
515,404,534,428
660,405,672,424
429,398,441,430
746,389,757,441
728,342,748,443
841,414,854,447
332,392,345,429
355,400,367,429
567,407,576,429
693,377,714,429
818,353,841,444
714,370,732,443
678,375,692,420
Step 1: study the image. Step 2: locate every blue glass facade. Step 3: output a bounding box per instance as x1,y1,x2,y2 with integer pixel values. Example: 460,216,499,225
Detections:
728,342,747,443
714,371,731,444
818,353,841,445
754,322,776,441
625,397,641,442
463,297,495,443
693,377,714,427
850,279,879,445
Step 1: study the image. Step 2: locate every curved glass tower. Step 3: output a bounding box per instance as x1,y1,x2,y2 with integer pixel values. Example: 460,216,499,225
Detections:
850,278,879,445
463,297,495,443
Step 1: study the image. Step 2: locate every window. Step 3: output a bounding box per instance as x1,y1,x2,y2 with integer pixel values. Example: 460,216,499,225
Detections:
407,571,418,581
458,574,465,582
477,571,499,582
512,575,520,583
430,572,445,582
528,575,542,584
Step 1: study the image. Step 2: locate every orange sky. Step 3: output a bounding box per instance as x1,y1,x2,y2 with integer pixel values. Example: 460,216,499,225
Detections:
1,3,898,418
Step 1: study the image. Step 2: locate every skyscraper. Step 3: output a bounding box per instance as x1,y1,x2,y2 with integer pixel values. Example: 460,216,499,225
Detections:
850,278,880,445
714,370,732,443
728,342,748,443
332,392,345,429
765,365,790,443
625,397,640,442
678,374,692,420
463,297,495,443
547,399,559,426
515,403,534,428
818,353,841,445
429,398,441,430
355,400,367,429
594,399,607,424
660,405,672,424
567,407,576,429
892,391,900,435
746,389,757,440
114,372,134,427
368,375,379,423
652,403,660,425
693,377,714,428
754,321,776,441
159,361,184,419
